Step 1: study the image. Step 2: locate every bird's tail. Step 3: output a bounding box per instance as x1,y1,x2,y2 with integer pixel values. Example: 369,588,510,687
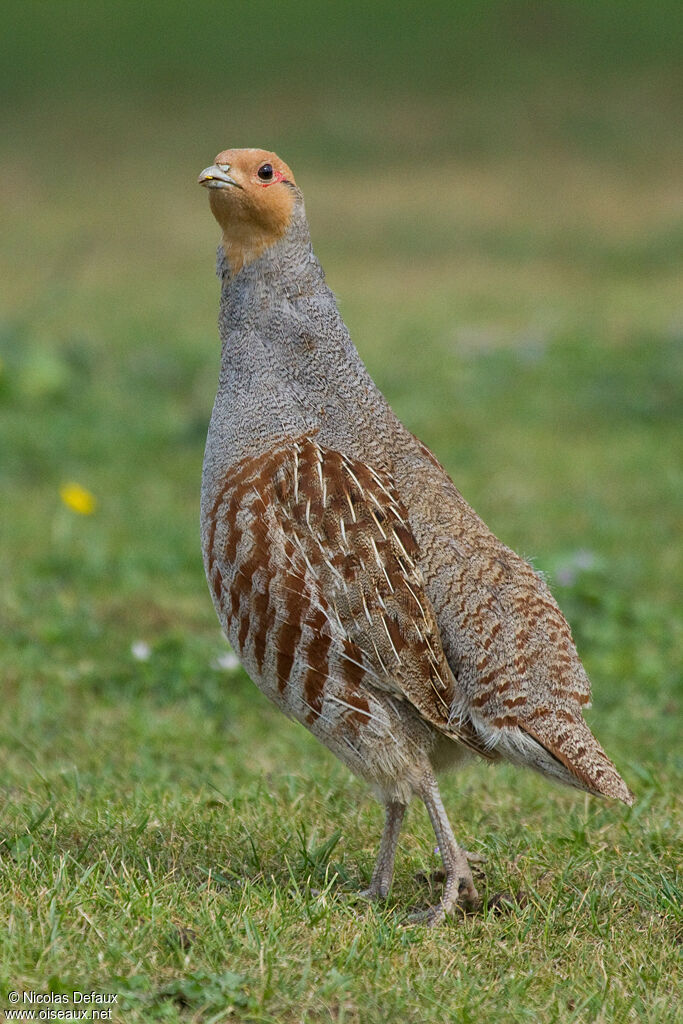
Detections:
522,715,633,805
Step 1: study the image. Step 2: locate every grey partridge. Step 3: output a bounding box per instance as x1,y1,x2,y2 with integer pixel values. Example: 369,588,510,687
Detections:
198,148,632,924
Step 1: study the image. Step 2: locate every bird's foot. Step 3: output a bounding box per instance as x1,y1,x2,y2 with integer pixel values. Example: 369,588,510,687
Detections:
405,873,481,927
358,879,390,902
415,850,487,889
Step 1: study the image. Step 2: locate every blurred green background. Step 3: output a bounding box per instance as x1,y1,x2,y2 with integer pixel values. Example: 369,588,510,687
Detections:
0,1,681,1020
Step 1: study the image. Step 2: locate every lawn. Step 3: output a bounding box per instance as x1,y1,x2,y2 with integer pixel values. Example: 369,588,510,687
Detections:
1,3,681,1021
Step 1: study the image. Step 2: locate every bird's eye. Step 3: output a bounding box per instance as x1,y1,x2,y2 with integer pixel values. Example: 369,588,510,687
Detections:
257,163,274,181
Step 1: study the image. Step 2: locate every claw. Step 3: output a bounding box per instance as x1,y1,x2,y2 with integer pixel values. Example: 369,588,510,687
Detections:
463,849,487,864
358,884,388,902
404,864,481,926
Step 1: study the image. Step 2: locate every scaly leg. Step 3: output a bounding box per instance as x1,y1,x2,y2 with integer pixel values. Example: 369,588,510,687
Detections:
409,768,480,925
361,801,407,900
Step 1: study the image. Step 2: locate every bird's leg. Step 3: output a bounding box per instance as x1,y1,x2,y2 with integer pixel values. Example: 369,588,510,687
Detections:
409,768,480,926
360,800,407,900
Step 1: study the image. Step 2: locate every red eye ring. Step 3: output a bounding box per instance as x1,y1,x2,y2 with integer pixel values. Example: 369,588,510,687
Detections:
256,165,285,187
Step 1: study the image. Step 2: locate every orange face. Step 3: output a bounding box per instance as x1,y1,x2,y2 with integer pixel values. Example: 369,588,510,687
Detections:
198,148,297,273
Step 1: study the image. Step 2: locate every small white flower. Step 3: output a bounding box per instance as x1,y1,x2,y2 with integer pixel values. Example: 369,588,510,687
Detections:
214,650,240,671
131,641,152,662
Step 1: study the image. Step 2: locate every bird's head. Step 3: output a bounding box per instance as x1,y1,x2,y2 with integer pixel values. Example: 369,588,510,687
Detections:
198,148,298,274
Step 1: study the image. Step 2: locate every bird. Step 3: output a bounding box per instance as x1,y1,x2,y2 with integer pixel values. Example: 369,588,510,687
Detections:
197,147,633,924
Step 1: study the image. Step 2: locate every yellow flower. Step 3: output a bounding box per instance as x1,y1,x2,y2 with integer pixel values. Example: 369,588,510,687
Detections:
60,482,97,516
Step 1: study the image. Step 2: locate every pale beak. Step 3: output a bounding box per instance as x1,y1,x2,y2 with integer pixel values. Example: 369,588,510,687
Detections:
197,164,241,190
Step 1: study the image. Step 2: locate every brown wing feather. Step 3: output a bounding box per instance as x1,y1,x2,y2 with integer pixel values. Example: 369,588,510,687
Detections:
280,438,495,753
208,435,492,758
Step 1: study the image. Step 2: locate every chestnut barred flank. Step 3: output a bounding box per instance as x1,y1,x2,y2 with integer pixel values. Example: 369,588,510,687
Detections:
205,437,490,760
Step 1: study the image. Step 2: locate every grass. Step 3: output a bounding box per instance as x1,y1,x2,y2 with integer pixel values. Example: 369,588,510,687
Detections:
1,3,682,1018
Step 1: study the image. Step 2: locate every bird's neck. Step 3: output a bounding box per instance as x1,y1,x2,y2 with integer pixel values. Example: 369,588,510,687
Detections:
211,208,389,458
219,201,325,309
216,208,371,383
